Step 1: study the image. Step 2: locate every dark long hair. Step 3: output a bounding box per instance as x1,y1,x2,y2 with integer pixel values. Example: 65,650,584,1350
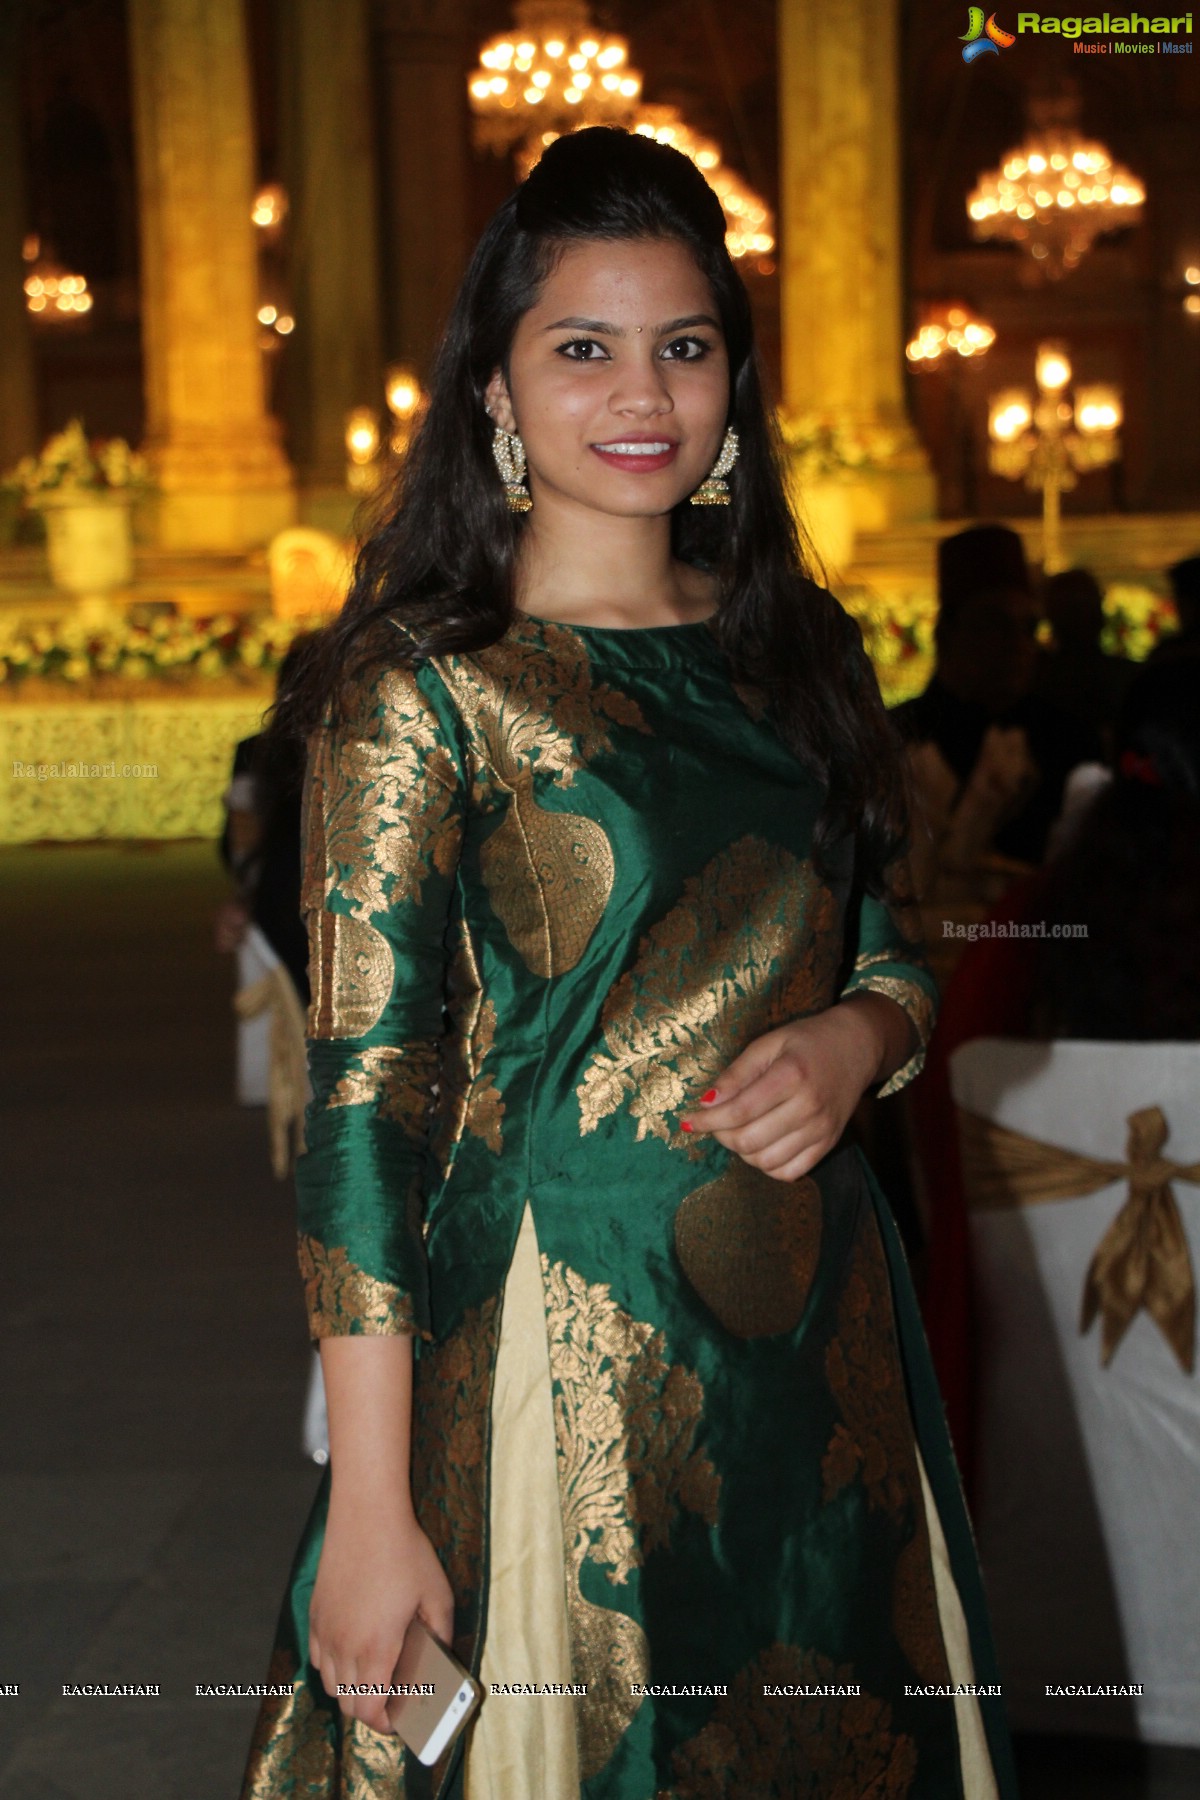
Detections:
273,126,907,893
1031,656,1200,1039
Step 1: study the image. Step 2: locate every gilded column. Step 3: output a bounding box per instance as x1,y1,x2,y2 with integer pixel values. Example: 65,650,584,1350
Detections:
374,0,471,377
279,0,383,518
777,0,933,526
128,0,294,549
0,5,38,476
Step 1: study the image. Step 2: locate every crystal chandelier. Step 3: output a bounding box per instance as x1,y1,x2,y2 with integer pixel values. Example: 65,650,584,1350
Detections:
514,106,774,260
469,0,642,155
967,126,1144,278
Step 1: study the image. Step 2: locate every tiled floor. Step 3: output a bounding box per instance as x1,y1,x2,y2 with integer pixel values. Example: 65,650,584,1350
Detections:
1,841,1197,1799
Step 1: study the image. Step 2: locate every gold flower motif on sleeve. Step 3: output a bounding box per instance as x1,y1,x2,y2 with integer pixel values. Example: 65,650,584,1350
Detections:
297,1236,422,1337
431,919,504,1177
306,911,394,1039
324,1039,440,1131
661,1645,918,1799
578,837,840,1151
540,1255,721,1779
304,663,462,927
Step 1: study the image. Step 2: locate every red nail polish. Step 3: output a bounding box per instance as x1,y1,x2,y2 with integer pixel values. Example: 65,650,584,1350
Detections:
701,1088,718,1104
680,1120,693,1132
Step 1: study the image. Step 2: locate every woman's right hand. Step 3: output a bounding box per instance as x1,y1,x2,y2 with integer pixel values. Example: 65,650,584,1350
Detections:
308,1500,455,1736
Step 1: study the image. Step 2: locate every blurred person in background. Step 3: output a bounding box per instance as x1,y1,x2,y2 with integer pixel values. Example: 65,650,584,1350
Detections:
1032,567,1136,764
1147,551,1200,665
911,654,1200,1480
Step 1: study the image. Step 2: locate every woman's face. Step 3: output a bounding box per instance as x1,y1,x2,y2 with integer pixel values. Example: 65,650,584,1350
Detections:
486,236,731,519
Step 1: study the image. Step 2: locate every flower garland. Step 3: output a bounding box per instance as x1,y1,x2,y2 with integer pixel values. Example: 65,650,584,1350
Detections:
0,612,307,692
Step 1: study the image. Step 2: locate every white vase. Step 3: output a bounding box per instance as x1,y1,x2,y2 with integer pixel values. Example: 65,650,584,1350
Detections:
38,492,134,625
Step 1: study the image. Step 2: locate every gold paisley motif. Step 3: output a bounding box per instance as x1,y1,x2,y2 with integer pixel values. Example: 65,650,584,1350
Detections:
297,1236,421,1337
821,1207,917,1522
479,782,615,976
432,919,505,1176
302,661,461,926
410,1295,502,1639
306,911,394,1039
324,1040,439,1130
578,837,840,1152
661,1645,917,1799
674,1163,822,1338
432,623,650,975
238,1649,336,1799
540,1255,721,1779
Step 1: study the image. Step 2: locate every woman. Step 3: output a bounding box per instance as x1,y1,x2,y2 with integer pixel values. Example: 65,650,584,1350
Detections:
240,127,1015,1799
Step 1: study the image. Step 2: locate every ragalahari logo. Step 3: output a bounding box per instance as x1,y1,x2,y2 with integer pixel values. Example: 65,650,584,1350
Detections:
961,7,1017,57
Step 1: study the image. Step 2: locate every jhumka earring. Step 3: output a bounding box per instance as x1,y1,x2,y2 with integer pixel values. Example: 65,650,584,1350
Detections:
492,424,532,513
689,426,740,506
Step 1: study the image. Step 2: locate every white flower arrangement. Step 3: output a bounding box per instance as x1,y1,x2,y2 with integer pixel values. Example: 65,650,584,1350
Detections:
3,419,152,501
0,612,306,688
776,410,903,481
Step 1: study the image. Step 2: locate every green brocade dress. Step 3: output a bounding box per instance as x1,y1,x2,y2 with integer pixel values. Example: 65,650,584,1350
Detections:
239,611,1017,1800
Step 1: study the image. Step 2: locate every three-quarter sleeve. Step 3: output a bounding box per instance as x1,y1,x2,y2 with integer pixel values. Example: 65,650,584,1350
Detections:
838,859,938,1098
294,654,465,1341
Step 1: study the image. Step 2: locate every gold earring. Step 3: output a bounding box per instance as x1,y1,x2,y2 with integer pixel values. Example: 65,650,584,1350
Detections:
689,427,739,506
492,424,532,513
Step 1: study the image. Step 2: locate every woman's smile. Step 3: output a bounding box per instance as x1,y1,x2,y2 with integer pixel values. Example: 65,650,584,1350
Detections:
589,435,681,473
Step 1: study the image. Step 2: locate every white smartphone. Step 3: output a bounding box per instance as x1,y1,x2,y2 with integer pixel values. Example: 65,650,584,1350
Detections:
385,1616,482,1766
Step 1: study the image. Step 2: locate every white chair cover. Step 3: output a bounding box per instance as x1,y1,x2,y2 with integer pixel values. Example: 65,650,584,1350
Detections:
234,926,278,1106
949,1038,1200,1746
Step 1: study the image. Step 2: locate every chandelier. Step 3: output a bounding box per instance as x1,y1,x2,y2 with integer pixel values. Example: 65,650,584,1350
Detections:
967,127,1144,278
516,106,774,260
906,303,995,366
469,0,641,156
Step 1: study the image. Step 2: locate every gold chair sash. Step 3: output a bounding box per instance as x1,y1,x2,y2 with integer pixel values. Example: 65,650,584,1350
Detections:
235,965,310,1179
957,1104,1199,1373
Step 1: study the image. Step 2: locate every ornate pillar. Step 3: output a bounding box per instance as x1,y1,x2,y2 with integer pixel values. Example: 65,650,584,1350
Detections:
374,0,471,378
0,5,38,477
777,0,933,526
279,0,383,519
128,0,294,549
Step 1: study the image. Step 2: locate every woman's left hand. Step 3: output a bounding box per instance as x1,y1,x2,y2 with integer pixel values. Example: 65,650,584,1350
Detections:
677,998,907,1183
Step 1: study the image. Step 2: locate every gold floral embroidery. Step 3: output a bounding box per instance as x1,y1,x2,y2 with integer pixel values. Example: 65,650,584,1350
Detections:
341,1717,407,1797
306,911,394,1039
325,1039,440,1130
238,1649,335,1799
411,1295,501,1627
892,1518,952,1687
661,1645,918,1799
674,1163,822,1338
297,1236,421,1337
303,662,461,926
842,973,934,1096
431,920,504,1177
578,837,840,1152
821,1208,916,1521
433,625,650,976
540,1255,721,1778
